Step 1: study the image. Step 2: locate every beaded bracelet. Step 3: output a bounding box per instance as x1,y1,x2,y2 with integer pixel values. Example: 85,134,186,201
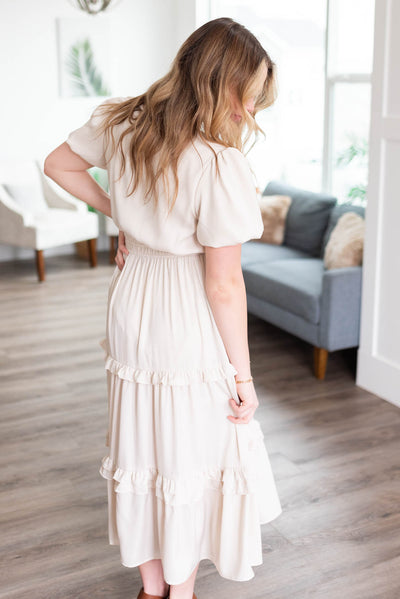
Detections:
235,376,253,384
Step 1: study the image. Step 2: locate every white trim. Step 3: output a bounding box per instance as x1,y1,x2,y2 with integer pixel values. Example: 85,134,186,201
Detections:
382,117,400,139
356,0,400,406
358,0,385,356
322,0,331,192
322,80,335,192
327,73,372,83
357,350,400,408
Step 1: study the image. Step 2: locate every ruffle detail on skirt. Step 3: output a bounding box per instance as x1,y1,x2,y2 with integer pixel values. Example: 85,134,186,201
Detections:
99,455,263,505
99,338,238,385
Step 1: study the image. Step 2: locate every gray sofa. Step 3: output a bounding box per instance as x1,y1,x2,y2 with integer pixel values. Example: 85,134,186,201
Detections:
241,181,365,380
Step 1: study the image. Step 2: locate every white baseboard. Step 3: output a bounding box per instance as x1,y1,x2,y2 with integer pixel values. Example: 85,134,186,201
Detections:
356,349,400,408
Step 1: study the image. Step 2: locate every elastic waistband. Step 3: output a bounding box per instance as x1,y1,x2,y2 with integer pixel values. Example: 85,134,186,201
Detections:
124,234,201,258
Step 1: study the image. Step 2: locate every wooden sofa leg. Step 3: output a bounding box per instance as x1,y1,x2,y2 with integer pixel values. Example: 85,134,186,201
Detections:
35,249,45,282
314,346,329,380
109,235,116,264
87,238,97,268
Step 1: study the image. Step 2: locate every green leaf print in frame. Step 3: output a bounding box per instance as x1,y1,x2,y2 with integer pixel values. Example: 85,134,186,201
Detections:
66,38,111,97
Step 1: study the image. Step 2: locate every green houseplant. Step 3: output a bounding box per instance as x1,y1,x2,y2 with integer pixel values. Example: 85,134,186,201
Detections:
335,134,368,205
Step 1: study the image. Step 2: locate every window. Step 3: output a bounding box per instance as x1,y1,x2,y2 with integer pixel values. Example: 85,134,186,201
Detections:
325,0,375,204
209,0,327,193
206,0,375,202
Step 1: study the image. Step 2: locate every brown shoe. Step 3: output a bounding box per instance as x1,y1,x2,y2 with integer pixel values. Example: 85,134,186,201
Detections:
137,586,170,599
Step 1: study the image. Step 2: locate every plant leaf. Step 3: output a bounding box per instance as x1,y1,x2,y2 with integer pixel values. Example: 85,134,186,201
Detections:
65,37,111,96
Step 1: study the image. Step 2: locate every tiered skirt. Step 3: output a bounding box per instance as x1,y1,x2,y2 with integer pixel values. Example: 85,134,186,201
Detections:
98,235,282,585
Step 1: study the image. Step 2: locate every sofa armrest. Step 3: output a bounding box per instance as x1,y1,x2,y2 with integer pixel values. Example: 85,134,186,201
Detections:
319,266,362,351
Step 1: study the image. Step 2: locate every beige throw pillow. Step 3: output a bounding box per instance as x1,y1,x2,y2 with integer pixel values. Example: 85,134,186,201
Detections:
256,194,292,245
324,212,365,269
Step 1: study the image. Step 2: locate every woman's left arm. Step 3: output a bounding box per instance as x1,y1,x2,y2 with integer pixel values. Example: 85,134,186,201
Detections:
44,141,112,218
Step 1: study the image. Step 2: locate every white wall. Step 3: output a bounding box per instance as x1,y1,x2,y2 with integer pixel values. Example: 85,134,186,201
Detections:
0,0,186,262
356,0,400,407
175,0,197,45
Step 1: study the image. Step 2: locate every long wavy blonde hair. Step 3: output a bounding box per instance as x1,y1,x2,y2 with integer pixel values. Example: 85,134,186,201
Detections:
97,17,277,212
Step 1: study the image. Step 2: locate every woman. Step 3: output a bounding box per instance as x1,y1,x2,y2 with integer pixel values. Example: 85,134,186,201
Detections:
44,17,282,599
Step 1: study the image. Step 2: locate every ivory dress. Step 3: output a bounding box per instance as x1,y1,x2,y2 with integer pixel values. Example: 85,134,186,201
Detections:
66,97,282,585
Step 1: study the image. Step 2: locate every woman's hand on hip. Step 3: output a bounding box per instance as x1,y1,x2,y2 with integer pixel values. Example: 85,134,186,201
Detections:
227,381,259,424
115,230,129,270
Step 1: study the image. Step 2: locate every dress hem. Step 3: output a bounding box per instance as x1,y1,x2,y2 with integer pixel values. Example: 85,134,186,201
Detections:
117,551,261,584
106,506,283,585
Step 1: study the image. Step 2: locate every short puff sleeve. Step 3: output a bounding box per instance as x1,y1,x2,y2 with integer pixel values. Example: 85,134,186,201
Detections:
66,97,125,169
195,147,264,247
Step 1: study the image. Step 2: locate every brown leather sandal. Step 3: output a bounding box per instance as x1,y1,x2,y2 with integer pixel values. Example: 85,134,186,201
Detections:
137,586,170,599
137,585,197,599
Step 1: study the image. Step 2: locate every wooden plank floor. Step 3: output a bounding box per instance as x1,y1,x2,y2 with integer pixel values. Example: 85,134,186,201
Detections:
1,252,399,599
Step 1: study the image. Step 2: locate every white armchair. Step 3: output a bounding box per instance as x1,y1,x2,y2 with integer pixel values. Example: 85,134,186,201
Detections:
0,162,99,282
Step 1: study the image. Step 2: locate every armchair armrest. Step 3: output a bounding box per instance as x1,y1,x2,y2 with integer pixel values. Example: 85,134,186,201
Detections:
35,162,87,213
0,185,34,243
319,266,363,351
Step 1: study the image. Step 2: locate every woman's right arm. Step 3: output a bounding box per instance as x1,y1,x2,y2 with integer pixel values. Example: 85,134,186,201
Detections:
204,244,259,424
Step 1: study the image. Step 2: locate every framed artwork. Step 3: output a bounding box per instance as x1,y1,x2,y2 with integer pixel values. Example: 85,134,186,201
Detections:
56,17,112,97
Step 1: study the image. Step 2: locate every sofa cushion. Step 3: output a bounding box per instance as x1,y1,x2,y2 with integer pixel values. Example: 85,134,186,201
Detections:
256,194,292,244
263,181,337,257
242,240,311,267
321,202,365,256
243,258,324,324
324,212,365,269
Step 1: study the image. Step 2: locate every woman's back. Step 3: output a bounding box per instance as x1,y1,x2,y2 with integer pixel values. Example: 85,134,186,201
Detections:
66,96,263,255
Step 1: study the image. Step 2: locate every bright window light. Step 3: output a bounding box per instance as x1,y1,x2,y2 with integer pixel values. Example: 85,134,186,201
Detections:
210,0,327,192
209,0,375,201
